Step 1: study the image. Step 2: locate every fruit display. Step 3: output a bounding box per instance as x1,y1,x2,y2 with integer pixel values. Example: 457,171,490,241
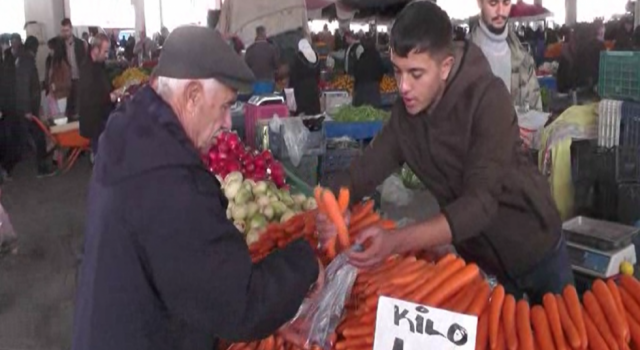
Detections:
225,188,640,350
379,75,397,93
331,105,390,122
206,132,287,187
220,171,316,244
112,67,149,90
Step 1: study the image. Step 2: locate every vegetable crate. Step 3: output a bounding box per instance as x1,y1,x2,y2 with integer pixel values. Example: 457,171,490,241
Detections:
268,125,326,160
281,156,319,190
618,183,640,225
324,121,384,140
319,145,362,186
573,178,620,222
570,140,616,184
598,51,640,102
380,92,398,108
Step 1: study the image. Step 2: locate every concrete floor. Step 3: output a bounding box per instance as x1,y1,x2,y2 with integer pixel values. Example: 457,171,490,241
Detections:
0,158,91,350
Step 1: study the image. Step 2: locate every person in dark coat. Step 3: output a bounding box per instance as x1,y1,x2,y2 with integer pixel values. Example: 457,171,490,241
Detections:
60,18,88,118
0,34,24,177
71,26,322,350
352,36,384,108
16,36,55,177
78,33,117,155
289,39,321,115
244,26,279,87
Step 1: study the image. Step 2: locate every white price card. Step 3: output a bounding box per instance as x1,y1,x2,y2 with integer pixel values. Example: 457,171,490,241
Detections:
373,296,478,350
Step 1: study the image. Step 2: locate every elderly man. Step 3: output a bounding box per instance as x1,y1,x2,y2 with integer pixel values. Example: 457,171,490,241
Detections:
72,26,322,350
470,0,542,111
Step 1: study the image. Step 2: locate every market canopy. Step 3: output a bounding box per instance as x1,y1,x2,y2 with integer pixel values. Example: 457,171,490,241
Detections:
509,0,553,21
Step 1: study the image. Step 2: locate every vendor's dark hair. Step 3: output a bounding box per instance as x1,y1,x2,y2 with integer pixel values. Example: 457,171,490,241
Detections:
390,1,453,59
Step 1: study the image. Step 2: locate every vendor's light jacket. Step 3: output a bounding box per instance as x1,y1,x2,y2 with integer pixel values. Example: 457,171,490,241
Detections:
469,20,543,111
72,86,319,350
339,42,561,281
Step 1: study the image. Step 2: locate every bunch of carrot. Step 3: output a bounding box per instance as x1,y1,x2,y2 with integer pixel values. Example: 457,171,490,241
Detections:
313,186,395,259
475,275,640,350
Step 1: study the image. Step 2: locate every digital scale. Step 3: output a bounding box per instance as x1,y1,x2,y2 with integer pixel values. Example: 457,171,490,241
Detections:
563,216,637,280
247,94,285,106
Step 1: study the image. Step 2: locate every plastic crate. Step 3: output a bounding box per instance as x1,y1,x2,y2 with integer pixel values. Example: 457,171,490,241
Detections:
598,51,640,102
281,156,319,189
618,183,640,225
324,121,384,140
244,102,289,149
231,104,245,141
573,179,619,222
570,140,616,184
285,166,314,197
269,124,326,160
319,146,361,186
380,92,398,107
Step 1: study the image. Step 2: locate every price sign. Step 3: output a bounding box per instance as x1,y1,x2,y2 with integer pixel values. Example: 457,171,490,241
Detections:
373,296,478,350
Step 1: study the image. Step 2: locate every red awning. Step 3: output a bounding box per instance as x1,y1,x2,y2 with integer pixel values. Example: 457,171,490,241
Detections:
509,0,552,20
306,0,335,10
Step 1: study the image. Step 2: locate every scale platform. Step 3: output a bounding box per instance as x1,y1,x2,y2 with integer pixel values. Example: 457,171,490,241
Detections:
563,216,638,279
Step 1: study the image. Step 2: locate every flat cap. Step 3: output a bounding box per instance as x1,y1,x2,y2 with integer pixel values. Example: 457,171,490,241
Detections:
154,26,255,91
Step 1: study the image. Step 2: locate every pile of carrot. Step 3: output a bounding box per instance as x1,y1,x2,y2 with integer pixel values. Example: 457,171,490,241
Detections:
233,186,640,350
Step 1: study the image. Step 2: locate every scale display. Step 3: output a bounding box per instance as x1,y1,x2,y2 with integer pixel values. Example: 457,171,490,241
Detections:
568,245,610,274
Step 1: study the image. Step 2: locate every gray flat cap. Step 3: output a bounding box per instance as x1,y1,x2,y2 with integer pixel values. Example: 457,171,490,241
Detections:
154,26,255,91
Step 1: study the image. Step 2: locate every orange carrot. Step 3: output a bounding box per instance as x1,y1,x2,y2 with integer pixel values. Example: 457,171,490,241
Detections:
314,186,326,212
477,310,489,350
543,293,568,350
337,187,350,213
621,287,640,324
583,307,609,350
321,189,350,249
411,258,465,302
627,312,640,349
621,275,640,305
489,285,506,350
334,336,373,350
343,324,373,337
443,279,480,313
563,285,588,350
350,200,374,224
583,291,619,350
387,260,428,286
423,263,480,307
467,281,491,316
502,294,518,350
555,295,581,350
608,279,630,343
349,213,381,234
593,279,628,344
516,300,535,350
498,321,507,350
531,305,557,350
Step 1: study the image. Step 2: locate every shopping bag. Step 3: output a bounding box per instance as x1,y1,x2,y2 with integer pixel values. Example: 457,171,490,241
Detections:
284,247,361,350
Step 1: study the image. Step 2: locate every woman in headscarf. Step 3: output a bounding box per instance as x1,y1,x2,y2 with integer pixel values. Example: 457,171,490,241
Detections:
352,35,384,108
288,38,321,115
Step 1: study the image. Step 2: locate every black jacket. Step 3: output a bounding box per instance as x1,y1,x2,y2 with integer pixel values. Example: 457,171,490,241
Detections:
289,52,321,115
15,50,41,116
71,36,88,71
78,57,113,139
0,48,16,115
72,86,319,350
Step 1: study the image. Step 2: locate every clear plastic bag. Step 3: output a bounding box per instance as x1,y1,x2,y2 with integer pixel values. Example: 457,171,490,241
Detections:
287,250,359,350
0,201,17,255
282,118,309,167
378,174,414,207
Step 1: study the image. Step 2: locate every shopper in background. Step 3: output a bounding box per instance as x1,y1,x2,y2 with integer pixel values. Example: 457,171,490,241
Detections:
614,16,636,51
133,31,158,61
47,38,72,119
289,38,321,115
318,1,572,304
78,34,118,157
72,26,323,350
344,32,363,77
16,36,56,178
0,33,19,180
60,18,88,119
244,26,279,94
556,22,606,95
470,0,543,111
352,35,384,108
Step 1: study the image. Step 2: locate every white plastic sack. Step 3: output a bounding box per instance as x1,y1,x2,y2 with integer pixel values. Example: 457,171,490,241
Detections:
378,174,414,207
283,118,309,167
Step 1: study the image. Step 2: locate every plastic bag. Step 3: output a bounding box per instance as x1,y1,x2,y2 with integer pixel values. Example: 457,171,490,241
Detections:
287,250,359,350
378,174,413,207
282,118,309,167
0,201,17,255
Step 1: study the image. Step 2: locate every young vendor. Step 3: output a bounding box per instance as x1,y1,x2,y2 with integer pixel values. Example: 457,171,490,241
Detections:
317,1,573,304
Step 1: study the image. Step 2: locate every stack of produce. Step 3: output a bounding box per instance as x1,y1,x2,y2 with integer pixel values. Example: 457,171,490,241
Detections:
226,186,640,350
220,171,317,245
328,75,354,94
112,67,149,90
379,75,397,93
331,105,390,122
206,132,287,187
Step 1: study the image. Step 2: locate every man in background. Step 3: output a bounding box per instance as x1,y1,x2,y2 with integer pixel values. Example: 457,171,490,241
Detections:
79,34,119,157
470,0,542,111
0,34,24,179
133,31,158,61
60,18,87,119
244,26,279,94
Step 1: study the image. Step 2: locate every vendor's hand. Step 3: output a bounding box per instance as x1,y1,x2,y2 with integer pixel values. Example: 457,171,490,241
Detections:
316,211,350,249
347,226,399,269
